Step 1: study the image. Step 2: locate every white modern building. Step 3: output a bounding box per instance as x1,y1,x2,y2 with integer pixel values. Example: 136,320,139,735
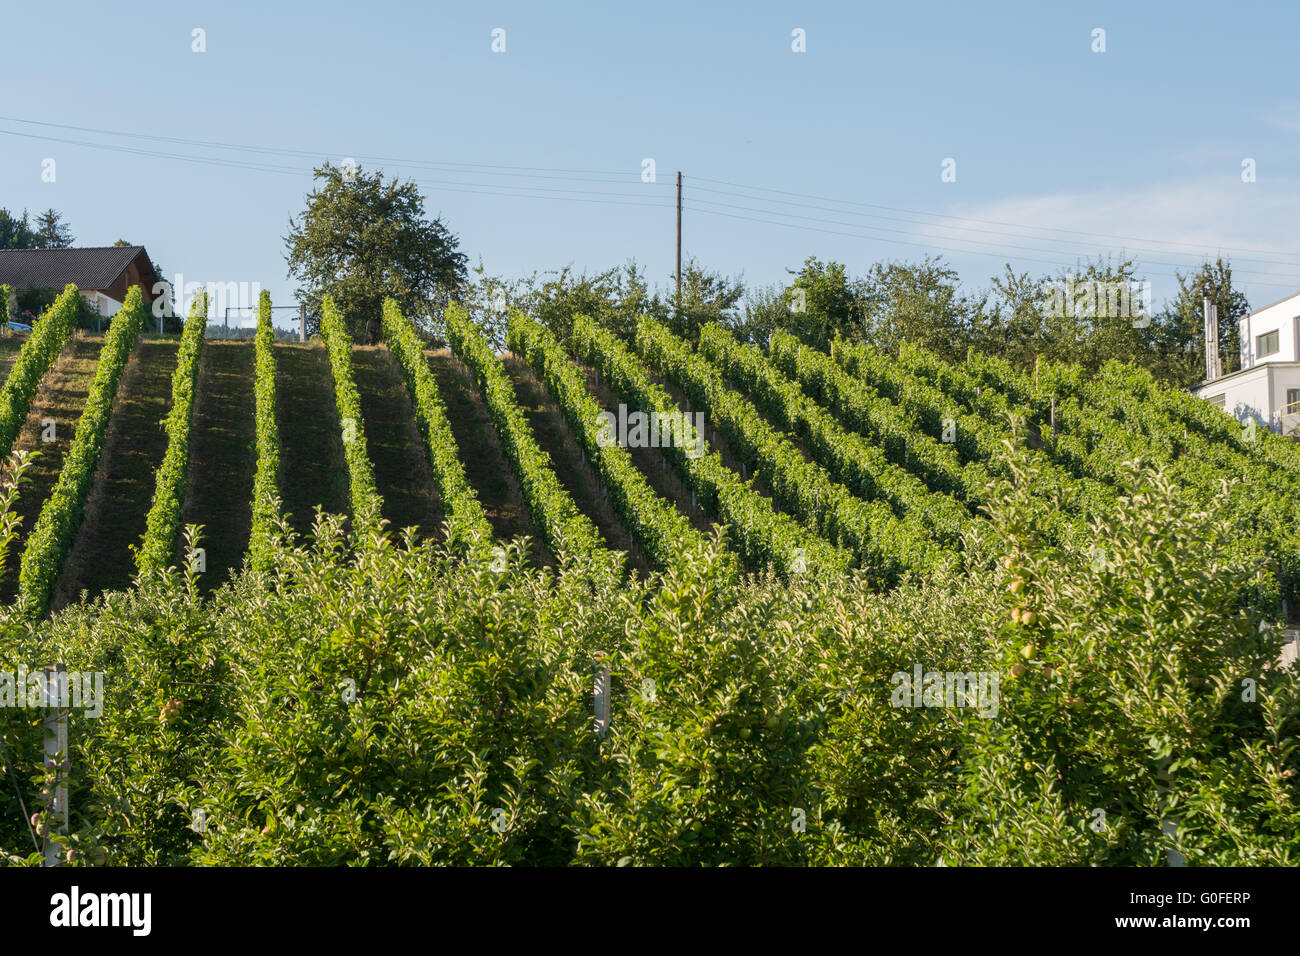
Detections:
1192,291,1300,436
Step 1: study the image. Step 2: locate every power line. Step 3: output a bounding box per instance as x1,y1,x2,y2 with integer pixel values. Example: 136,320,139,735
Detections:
2,114,1297,287
6,113,1291,262
685,196,1300,282
688,182,1300,270
0,129,674,210
690,175,1300,264
0,116,651,183
688,205,1300,291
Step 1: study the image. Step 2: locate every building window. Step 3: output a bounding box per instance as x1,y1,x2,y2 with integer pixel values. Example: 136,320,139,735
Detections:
1208,393,1226,409
1288,388,1300,414
1258,329,1280,357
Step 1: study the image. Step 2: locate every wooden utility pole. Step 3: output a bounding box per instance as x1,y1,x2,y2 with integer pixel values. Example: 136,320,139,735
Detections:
299,303,307,343
675,171,683,316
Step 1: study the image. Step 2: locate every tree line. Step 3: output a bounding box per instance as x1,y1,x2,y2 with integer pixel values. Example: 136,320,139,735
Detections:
286,162,1250,388
456,254,1246,389
0,207,75,249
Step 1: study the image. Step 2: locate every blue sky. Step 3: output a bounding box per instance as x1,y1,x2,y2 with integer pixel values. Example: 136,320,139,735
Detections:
4,0,1300,328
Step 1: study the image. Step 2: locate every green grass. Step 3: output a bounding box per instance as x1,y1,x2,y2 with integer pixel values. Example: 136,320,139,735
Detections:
0,338,25,386
275,342,349,541
351,344,443,540
426,348,550,563
182,341,257,592
0,334,103,601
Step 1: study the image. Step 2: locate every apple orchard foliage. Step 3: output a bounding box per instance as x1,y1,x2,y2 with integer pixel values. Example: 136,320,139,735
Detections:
0,444,1294,866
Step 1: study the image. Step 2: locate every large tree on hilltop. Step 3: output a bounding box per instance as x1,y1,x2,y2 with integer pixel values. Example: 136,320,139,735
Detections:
284,163,468,342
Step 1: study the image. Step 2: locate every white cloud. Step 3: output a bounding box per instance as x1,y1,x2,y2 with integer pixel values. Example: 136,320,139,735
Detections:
913,177,1300,301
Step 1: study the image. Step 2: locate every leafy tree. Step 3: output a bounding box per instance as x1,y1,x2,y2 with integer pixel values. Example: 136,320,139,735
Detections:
456,260,658,351
732,282,791,346
284,163,468,343
668,257,745,340
1041,257,1149,370
0,209,36,249
786,257,861,349
858,255,975,360
1152,258,1250,386
533,261,657,344
32,208,74,248
975,257,1163,374
974,266,1048,367
722,257,860,350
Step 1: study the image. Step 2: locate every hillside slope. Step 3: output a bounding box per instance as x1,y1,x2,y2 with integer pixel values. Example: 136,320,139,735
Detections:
426,349,551,562
503,354,647,573
0,338,24,386
0,334,102,600
182,341,257,592
52,339,179,609
275,343,349,542
352,344,443,540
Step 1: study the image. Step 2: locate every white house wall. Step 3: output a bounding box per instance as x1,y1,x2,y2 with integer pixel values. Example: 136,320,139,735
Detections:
1194,362,1300,433
1272,368,1300,432
1240,291,1300,368
1198,367,1270,425
79,291,122,318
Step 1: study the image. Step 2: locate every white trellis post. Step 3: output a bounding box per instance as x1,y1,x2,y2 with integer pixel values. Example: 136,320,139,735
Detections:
593,656,611,740
42,664,68,868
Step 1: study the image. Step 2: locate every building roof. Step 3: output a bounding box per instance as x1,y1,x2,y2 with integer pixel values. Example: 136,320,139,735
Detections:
1192,361,1300,393
0,246,155,294
1243,288,1300,317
